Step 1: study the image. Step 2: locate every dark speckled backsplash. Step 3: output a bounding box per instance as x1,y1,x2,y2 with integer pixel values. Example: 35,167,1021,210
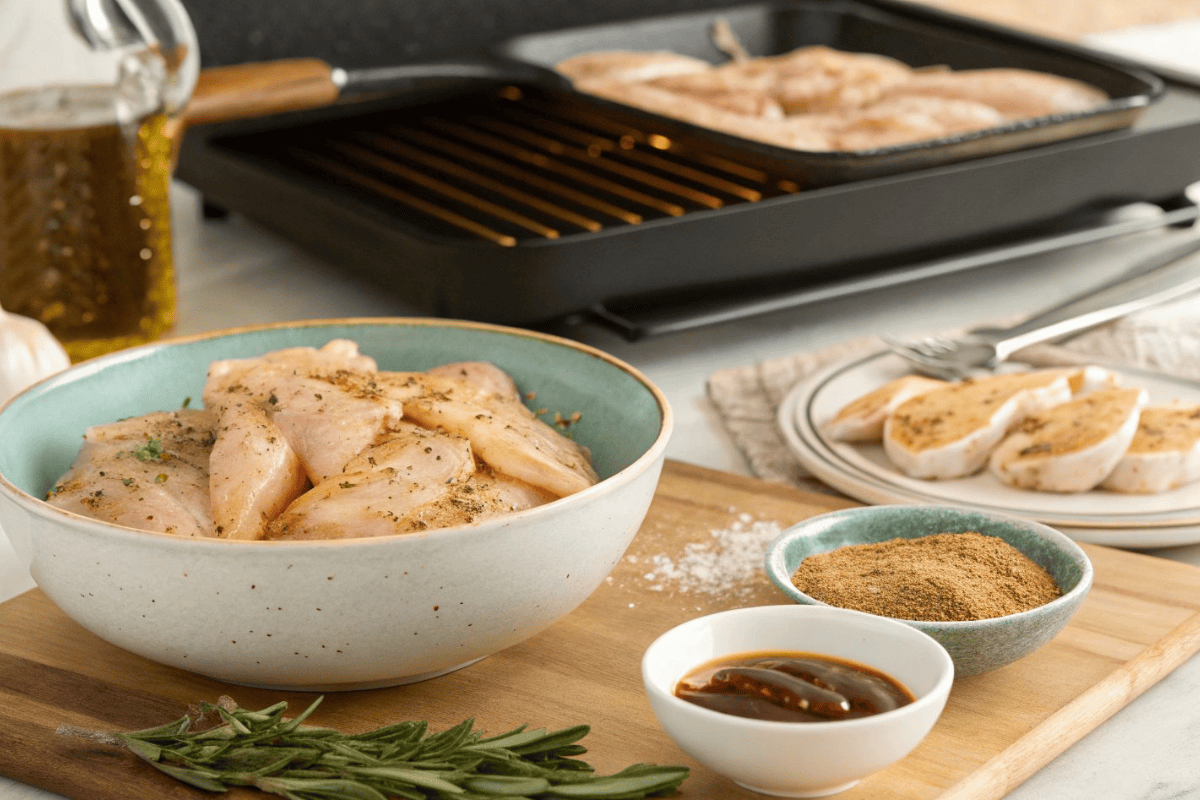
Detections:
180,0,749,68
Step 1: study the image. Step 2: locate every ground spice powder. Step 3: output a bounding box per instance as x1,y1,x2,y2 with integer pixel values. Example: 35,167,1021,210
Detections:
790,531,1062,622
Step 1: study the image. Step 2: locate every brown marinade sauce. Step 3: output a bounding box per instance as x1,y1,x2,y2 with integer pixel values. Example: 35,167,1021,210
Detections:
675,650,914,722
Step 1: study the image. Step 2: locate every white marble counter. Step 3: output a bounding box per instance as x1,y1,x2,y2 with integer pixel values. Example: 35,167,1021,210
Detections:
5,26,1200,800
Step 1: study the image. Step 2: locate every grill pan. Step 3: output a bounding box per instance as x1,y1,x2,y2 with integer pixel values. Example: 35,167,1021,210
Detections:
175,0,1200,331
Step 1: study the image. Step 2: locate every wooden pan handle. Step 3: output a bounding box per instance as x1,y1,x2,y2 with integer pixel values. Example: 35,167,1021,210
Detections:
180,58,341,127
166,58,340,166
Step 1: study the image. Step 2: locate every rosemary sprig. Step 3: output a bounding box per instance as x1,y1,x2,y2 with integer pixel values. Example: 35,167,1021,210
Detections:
71,696,688,800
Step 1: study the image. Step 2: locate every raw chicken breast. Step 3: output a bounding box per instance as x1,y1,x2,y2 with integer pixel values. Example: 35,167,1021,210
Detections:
400,371,600,498
990,387,1148,492
883,370,1073,479
573,79,836,150
744,45,914,113
203,339,405,484
826,374,946,442
46,409,217,537
556,50,712,84
268,422,477,540
829,95,1007,150
1102,404,1200,494
883,68,1107,119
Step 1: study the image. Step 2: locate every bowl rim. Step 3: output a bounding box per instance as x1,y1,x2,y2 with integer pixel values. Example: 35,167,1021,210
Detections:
763,504,1095,628
0,317,674,549
641,603,955,732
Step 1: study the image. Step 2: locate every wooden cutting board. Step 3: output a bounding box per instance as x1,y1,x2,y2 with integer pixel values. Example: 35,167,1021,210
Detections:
3,459,1200,800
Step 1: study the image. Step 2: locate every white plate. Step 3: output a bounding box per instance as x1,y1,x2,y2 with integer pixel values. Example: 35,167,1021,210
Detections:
778,350,1200,548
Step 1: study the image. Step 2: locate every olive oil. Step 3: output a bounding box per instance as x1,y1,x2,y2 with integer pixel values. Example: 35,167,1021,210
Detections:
0,85,176,361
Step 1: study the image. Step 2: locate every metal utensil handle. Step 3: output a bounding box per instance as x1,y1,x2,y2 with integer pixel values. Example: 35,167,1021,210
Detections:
989,236,1200,361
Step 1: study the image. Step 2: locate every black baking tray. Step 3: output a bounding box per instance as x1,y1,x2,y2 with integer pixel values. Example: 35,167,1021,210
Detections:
502,0,1164,185
174,0,1200,328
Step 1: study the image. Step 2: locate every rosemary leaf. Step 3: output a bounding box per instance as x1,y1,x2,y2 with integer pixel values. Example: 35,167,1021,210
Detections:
85,697,688,800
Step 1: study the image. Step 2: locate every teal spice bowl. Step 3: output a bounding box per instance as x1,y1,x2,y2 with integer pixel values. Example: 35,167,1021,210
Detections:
764,504,1093,677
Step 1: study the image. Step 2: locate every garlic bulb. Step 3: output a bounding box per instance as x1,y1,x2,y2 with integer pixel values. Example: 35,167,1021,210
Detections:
0,303,72,404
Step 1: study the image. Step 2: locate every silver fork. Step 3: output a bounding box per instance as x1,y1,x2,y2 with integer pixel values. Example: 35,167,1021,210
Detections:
883,236,1200,380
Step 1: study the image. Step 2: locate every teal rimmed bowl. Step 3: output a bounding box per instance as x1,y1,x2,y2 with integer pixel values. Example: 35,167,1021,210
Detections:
765,505,1092,676
0,318,672,690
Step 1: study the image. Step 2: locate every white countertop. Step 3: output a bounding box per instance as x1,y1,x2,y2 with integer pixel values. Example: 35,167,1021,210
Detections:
6,27,1200,800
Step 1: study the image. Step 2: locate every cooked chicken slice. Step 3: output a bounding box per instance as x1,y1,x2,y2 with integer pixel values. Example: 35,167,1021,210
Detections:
267,423,477,540
400,371,599,498
883,370,1073,479
209,401,309,540
990,387,1147,492
883,68,1107,119
1102,404,1200,494
46,409,217,537
203,339,404,484
826,374,947,442
556,50,712,84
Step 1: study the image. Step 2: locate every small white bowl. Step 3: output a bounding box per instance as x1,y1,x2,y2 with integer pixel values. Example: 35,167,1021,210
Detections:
642,605,953,798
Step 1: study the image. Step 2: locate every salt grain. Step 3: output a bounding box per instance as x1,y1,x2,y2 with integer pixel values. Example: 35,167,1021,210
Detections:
638,512,782,597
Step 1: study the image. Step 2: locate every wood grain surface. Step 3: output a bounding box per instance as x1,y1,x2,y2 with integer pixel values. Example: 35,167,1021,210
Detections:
3,460,1200,800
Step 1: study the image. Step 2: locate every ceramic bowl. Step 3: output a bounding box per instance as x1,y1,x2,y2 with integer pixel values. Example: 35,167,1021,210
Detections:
765,505,1093,677
0,318,672,690
642,604,953,797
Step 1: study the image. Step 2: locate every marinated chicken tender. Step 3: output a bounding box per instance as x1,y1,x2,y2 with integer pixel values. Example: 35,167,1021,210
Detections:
883,68,1108,119
989,387,1148,492
398,370,599,498
46,409,218,537
267,422,479,540
203,339,405,485
50,342,599,540
1102,404,1200,494
555,50,711,84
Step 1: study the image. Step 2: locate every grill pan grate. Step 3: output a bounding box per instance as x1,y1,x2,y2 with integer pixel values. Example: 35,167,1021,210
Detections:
222,86,802,247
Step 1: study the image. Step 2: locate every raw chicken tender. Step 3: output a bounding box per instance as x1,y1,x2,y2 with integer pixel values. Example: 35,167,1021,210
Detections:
400,371,599,498
883,68,1107,119
829,95,1007,150
556,50,711,84
989,387,1148,492
209,401,308,540
46,409,217,537
1102,404,1200,494
826,374,946,442
267,423,478,540
883,370,1073,479
203,339,405,484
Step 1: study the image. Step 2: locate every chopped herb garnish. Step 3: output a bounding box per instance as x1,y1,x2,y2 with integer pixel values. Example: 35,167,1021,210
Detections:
132,437,164,462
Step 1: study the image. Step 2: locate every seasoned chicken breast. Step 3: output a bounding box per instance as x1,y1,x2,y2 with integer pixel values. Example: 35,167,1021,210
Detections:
46,409,217,537
989,387,1148,492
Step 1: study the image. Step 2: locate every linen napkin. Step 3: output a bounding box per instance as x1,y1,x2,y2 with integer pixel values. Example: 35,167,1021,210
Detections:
706,291,1200,492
